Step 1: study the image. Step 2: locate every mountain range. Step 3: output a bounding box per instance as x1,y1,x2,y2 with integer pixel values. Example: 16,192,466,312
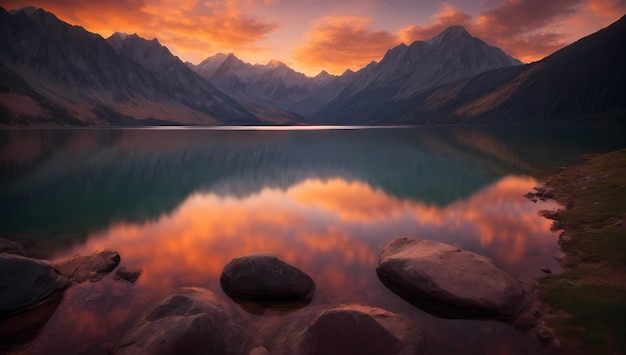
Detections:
322,16,626,124
188,54,335,113
0,6,624,126
297,25,522,122
0,7,261,125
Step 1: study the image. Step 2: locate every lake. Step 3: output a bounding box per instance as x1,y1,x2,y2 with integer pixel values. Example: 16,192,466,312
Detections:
0,125,624,354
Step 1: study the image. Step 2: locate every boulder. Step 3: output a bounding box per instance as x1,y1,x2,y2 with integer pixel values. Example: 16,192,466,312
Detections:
298,305,422,355
116,287,250,355
53,250,120,283
220,252,315,302
113,266,143,283
0,253,70,319
376,238,527,320
0,238,25,256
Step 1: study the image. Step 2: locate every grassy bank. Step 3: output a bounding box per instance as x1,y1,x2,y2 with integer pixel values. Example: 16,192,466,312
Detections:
538,148,626,353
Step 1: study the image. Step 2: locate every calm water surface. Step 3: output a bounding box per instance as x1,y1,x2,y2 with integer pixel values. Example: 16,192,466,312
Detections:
0,126,623,354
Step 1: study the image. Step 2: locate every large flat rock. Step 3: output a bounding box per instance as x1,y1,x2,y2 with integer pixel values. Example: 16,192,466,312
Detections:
53,250,120,283
116,287,250,355
0,253,70,319
220,252,315,302
376,238,527,320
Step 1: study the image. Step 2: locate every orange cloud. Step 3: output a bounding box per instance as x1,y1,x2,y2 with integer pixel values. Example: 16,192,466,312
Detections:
398,1,585,63
583,0,626,17
399,4,473,44
568,0,626,36
4,0,625,76
473,0,584,62
476,0,583,36
3,0,278,64
293,16,398,75
400,1,625,64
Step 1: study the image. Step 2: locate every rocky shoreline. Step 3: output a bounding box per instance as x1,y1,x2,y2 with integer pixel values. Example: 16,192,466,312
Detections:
0,244,139,350
0,235,559,354
525,149,626,353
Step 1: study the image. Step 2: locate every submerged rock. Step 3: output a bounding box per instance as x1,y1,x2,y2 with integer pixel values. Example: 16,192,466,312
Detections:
376,238,527,320
220,252,315,302
0,254,70,319
116,287,250,355
249,347,271,355
258,304,422,355
0,238,25,256
113,266,143,283
298,305,422,355
54,250,121,283
0,292,64,349
538,209,561,220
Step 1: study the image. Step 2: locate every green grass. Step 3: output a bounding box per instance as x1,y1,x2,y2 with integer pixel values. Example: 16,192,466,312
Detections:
540,148,626,353
542,275,626,353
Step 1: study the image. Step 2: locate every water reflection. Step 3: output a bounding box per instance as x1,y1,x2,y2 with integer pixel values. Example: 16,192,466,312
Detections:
17,175,561,354
2,126,624,354
56,175,560,287
2,126,622,252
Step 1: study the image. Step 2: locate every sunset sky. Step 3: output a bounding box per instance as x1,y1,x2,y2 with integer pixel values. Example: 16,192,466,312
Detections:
3,0,625,75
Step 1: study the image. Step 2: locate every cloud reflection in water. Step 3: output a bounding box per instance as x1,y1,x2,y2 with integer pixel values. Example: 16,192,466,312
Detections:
16,175,562,354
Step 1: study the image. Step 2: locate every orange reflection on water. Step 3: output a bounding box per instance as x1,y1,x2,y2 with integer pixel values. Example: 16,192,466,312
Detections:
31,175,561,353
290,178,422,223
62,175,559,288
290,176,556,264
451,176,558,263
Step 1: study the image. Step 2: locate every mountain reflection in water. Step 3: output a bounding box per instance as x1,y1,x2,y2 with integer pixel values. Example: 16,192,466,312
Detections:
1,126,623,354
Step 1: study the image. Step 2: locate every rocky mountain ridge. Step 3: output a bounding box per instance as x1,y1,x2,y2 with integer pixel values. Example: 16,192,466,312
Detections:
344,14,626,124
299,25,522,121
188,53,335,112
1,6,623,125
0,7,260,125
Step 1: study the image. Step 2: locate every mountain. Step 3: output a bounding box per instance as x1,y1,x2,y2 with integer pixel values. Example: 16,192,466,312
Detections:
299,26,521,122
406,14,626,124
188,53,335,112
1,6,622,126
303,17,626,124
0,7,261,126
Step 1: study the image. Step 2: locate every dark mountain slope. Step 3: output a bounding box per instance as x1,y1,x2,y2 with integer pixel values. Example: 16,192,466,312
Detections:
302,26,521,122
359,15,626,124
0,7,260,126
